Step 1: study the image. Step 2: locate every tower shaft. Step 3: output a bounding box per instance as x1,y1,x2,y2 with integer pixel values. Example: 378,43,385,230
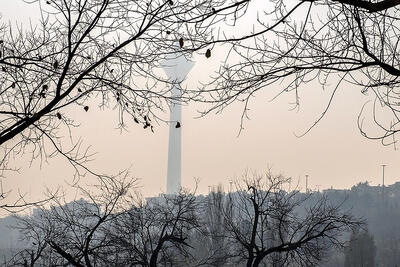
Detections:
167,85,182,195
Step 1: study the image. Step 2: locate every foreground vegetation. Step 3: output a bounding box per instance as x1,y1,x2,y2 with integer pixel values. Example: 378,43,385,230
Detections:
0,171,365,266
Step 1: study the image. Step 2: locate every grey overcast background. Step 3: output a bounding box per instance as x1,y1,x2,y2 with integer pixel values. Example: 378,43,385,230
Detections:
1,0,399,206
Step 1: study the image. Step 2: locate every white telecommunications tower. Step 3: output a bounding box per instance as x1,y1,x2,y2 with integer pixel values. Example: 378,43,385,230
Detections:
162,54,194,195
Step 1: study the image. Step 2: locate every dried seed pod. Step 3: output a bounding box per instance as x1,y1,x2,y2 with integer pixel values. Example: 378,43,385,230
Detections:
205,49,211,58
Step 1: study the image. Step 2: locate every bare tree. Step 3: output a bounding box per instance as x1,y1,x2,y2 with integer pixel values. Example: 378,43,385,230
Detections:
0,0,252,213
8,173,135,266
0,0,251,169
106,187,201,267
9,180,201,266
4,1,398,164
218,171,362,267
198,0,400,144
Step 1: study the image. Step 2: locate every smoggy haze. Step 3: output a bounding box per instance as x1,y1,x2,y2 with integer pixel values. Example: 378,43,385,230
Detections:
1,0,399,205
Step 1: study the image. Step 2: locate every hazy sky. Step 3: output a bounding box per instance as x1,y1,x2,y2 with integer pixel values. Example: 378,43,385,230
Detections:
1,1,400,206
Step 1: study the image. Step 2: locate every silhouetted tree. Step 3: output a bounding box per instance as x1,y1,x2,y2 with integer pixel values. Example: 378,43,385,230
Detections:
8,173,135,266
10,179,201,266
105,187,201,267
219,170,362,267
344,228,376,267
0,0,251,166
3,0,399,166
199,0,400,144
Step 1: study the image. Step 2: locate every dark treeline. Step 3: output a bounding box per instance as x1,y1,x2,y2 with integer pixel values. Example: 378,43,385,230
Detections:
0,174,399,266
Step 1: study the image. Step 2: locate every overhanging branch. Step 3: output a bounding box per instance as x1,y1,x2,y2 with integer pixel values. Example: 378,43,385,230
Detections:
332,0,400,12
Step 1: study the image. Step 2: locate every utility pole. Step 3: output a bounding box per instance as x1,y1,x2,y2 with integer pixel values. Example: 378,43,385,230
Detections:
305,175,309,193
381,164,386,200
316,184,321,192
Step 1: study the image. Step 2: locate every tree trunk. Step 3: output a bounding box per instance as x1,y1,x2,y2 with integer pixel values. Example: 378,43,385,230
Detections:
149,243,163,267
246,257,254,267
252,255,264,267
